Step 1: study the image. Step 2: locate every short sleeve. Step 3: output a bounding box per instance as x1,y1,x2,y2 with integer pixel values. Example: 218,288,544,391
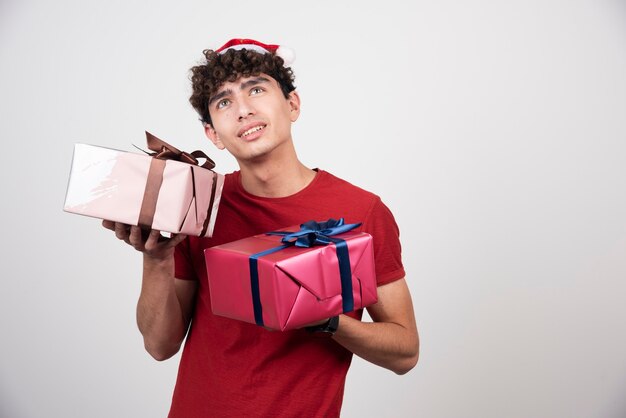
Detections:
361,198,405,286
174,237,198,281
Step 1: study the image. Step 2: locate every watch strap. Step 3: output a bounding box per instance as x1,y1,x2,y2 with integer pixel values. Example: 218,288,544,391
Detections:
305,315,339,335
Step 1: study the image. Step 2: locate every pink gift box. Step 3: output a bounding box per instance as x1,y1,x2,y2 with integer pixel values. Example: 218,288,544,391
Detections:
64,139,224,237
204,225,377,331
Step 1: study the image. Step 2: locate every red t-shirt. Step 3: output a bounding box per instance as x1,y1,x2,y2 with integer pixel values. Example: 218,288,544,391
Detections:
171,170,405,418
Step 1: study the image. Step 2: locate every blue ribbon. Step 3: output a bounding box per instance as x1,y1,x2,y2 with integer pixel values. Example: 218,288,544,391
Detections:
248,218,361,327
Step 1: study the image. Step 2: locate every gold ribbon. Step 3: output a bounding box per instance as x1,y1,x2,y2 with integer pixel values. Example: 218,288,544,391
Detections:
145,131,215,170
138,131,217,234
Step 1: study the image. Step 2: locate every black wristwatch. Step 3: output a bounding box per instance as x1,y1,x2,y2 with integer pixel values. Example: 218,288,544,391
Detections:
306,316,339,335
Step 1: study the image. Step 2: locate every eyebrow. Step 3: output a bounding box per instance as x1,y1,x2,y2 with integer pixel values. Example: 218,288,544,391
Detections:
208,89,232,107
208,76,271,107
240,76,271,91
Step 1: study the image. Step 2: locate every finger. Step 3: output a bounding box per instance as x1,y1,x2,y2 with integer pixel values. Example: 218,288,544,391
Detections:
102,219,115,231
166,233,188,248
144,229,162,250
128,226,144,248
114,222,130,240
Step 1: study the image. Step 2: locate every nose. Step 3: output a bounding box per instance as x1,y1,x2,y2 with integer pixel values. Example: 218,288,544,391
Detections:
237,96,256,121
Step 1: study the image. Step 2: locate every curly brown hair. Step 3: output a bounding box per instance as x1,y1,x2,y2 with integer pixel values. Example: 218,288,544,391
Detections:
189,48,296,126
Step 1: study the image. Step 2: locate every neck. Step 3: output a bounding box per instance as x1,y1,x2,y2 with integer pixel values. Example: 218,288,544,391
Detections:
237,142,316,198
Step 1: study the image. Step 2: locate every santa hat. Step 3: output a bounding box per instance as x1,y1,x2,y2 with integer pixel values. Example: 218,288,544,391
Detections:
215,38,296,66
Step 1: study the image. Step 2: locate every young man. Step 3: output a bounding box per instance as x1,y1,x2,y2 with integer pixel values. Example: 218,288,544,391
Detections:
104,39,419,417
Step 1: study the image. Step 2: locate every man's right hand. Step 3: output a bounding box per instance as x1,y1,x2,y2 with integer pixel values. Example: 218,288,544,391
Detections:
101,220,187,261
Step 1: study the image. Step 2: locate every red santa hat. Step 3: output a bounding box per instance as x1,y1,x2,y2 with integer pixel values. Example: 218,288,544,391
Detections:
215,38,295,66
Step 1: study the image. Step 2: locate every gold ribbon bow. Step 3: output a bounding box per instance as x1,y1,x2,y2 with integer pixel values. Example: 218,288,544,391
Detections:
138,131,218,234
145,131,216,170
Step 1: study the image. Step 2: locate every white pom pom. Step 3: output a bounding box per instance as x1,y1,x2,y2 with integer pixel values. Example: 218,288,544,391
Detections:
276,46,296,66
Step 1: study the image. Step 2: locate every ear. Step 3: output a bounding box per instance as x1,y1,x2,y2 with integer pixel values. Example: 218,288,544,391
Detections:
288,91,301,122
204,124,225,150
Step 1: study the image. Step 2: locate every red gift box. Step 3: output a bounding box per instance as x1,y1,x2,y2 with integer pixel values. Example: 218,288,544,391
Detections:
204,220,378,331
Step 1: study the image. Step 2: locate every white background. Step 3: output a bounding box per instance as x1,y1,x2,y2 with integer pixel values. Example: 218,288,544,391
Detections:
1,1,625,417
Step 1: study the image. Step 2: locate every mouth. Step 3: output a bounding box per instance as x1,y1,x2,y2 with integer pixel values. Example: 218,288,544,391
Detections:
238,124,267,139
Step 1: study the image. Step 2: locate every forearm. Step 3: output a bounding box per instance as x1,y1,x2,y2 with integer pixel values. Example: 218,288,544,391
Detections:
137,255,188,361
330,279,419,374
101,222,192,360
332,314,419,375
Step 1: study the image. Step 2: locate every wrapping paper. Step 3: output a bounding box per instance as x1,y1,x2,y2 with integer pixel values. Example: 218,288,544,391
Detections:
205,224,377,330
64,137,224,237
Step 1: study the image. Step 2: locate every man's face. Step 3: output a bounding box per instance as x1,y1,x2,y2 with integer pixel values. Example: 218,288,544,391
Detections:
204,74,300,163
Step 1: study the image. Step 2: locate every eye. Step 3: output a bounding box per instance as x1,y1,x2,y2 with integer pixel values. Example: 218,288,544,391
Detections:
250,87,264,95
216,99,230,109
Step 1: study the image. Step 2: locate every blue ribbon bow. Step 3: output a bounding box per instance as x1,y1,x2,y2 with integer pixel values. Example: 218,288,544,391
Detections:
248,218,361,327
269,218,361,247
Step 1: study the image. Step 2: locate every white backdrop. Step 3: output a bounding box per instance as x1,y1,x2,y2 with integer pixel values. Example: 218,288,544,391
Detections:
1,1,625,417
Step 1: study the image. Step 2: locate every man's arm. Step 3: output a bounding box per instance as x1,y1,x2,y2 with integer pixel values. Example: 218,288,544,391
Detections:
103,221,196,361
331,278,419,375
